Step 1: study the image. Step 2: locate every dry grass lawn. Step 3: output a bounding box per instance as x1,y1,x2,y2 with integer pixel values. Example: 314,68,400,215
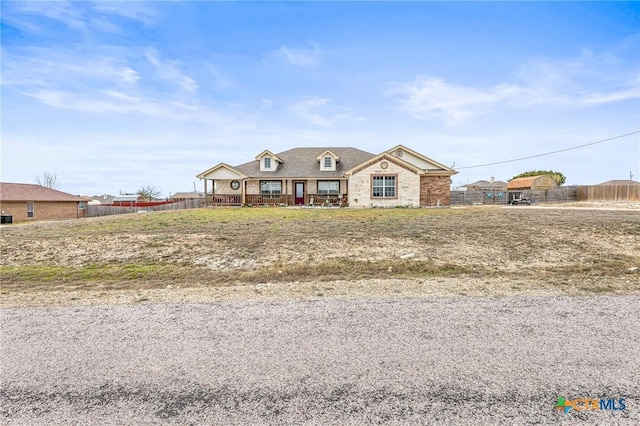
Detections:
1,205,639,306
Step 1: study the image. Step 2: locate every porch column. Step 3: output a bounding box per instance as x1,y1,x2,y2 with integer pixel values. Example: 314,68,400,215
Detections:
204,180,208,205
242,179,246,206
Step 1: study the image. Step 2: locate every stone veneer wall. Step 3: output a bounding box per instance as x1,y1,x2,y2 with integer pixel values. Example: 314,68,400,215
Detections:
420,176,452,206
213,179,243,195
347,160,421,208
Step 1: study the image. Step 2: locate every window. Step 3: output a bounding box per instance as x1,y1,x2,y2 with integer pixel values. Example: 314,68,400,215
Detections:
264,157,271,169
318,181,339,194
372,175,396,198
78,202,85,210
324,157,332,168
27,202,34,218
260,181,282,194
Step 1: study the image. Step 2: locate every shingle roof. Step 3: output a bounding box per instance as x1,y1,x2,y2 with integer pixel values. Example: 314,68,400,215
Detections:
464,180,508,189
0,182,85,202
597,180,640,186
234,147,376,178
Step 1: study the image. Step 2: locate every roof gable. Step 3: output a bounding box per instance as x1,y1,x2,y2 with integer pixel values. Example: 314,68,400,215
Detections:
344,152,424,176
315,150,340,162
197,163,246,180
385,145,455,172
254,150,283,163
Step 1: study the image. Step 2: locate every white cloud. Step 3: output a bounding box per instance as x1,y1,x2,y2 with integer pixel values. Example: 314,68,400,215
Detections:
1,50,139,87
12,0,89,33
23,89,245,127
270,44,321,67
291,97,350,127
92,1,156,25
145,50,199,92
389,50,639,125
2,1,156,36
206,65,234,90
388,78,525,124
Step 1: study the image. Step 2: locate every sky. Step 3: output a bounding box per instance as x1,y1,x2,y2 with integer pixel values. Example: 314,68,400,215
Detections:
1,1,639,196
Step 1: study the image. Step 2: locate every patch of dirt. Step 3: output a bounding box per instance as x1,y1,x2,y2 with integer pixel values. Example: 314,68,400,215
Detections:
1,205,639,307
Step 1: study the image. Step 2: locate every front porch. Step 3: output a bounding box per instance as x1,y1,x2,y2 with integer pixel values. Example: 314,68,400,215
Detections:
199,174,348,207
205,193,345,207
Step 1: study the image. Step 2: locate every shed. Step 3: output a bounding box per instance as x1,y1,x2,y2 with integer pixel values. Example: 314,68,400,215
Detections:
507,175,558,191
112,195,145,205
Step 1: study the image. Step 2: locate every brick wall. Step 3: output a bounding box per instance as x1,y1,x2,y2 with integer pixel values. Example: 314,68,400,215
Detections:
0,201,84,222
420,176,452,206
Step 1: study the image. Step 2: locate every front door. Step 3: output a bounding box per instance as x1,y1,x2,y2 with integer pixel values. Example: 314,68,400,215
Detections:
295,182,305,205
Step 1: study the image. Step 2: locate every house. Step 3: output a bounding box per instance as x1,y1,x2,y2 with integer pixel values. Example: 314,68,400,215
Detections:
462,178,508,191
197,145,457,207
506,175,558,191
89,194,116,205
597,179,640,186
171,192,205,202
0,182,87,222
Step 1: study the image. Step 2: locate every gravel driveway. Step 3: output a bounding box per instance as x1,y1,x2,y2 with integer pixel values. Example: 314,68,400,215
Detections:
2,296,639,425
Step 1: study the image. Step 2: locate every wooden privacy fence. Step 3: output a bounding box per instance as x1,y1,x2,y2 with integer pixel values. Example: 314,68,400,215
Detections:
451,186,578,206
86,199,203,217
577,185,640,202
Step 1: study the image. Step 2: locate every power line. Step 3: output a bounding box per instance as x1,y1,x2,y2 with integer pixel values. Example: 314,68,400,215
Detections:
456,130,640,170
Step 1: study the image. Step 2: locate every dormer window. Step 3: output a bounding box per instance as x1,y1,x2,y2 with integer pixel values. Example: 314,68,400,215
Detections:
317,150,339,171
256,150,282,172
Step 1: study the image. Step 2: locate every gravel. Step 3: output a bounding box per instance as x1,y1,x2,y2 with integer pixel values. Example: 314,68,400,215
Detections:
2,296,639,425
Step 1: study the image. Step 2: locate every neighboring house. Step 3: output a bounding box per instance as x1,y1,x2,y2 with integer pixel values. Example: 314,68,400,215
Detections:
112,194,145,206
597,180,640,186
197,145,457,207
89,194,116,205
171,192,205,202
506,175,558,191
463,179,508,191
0,182,87,222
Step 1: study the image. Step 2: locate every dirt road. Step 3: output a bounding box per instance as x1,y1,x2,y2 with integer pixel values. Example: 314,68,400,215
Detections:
2,296,638,424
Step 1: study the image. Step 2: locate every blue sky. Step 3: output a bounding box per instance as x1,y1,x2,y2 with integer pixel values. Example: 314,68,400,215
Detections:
2,1,639,196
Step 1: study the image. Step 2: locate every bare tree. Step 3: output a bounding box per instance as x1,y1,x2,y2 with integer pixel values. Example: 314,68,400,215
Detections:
35,172,59,189
137,185,162,201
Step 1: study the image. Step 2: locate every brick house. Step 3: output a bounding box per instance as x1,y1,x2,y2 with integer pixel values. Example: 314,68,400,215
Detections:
197,145,457,207
0,183,87,222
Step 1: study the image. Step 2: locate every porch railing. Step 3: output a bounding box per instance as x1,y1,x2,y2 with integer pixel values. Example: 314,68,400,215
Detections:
307,194,343,206
207,193,346,207
208,194,242,206
245,194,290,206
